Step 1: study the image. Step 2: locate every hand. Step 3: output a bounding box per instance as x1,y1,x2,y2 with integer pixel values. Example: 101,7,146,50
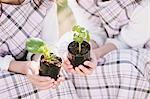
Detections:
62,51,97,76
75,51,97,76
92,48,101,60
25,61,64,90
62,57,76,74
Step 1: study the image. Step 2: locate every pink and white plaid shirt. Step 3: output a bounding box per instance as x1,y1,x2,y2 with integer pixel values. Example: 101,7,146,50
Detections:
0,0,53,60
75,0,138,37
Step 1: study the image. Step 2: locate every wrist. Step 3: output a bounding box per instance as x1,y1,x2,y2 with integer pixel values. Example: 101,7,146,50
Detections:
93,48,102,59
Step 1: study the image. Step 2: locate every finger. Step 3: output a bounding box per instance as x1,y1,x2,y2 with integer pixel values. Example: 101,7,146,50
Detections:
75,67,85,76
78,65,92,75
38,83,54,90
27,74,51,82
53,81,62,89
26,63,39,75
62,61,74,72
68,68,76,73
62,59,73,68
84,61,96,69
62,63,74,72
64,63,73,69
51,80,62,89
31,68,39,75
34,70,39,75
51,84,57,89
28,77,55,87
63,57,71,65
57,76,65,82
26,68,33,75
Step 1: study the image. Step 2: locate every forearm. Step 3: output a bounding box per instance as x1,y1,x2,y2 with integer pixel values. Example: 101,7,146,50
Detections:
94,43,117,59
8,60,27,74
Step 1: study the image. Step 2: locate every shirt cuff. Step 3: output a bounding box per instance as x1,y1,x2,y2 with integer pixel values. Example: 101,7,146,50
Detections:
26,52,34,61
0,55,14,71
27,52,41,62
32,54,42,62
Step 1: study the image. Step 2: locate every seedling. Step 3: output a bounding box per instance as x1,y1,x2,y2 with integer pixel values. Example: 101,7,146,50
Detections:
68,25,91,68
72,25,90,53
26,38,62,80
26,38,57,62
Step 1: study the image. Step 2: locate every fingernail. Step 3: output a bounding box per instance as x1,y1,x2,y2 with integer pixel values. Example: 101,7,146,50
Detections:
54,81,57,85
49,83,54,87
79,65,83,68
52,85,56,89
51,79,55,82
46,77,51,80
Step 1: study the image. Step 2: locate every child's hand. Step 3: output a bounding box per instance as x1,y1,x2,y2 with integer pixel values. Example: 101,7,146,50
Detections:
62,57,76,74
62,51,97,76
74,51,97,76
24,61,64,90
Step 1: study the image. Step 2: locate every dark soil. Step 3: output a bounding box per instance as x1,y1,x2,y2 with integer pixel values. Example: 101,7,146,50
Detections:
39,53,62,80
68,41,91,68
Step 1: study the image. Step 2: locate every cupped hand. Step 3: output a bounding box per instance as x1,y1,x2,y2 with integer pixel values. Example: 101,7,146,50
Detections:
75,51,97,76
25,61,64,90
62,51,97,76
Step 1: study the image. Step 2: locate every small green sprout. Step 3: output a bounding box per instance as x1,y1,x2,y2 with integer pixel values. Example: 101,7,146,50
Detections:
72,25,90,53
25,38,55,62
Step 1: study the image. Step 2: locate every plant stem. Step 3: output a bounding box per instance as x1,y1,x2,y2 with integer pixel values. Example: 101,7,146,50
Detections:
79,43,81,53
44,46,50,61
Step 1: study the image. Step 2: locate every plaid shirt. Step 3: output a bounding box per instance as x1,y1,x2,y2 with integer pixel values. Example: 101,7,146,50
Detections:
0,1,79,98
58,33,150,98
69,48,150,99
0,0,53,60
57,0,150,98
76,0,138,37
1,0,150,98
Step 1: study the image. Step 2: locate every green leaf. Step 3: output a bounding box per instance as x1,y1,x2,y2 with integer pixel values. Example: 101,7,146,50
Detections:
26,38,47,54
73,34,79,42
72,25,78,32
80,27,85,33
86,32,90,42
78,37,83,44
72,25,91,46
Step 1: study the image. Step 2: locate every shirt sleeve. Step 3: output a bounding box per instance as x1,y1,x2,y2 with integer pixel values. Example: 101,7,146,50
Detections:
106,1,150,49
27,3,59,61
68,0,107,47
0,55,14,71
41,2,59,48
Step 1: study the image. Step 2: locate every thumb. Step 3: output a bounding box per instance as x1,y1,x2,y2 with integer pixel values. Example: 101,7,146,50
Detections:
26,66,39,75
31,61,40,75
26,67,33,75
34,68,39,75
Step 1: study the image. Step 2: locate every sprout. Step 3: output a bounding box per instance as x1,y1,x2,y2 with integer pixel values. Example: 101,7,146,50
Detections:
72,25,90,53
26,38,55,62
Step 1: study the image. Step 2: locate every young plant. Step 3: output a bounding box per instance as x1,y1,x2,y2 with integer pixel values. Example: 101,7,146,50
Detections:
25,38,55,62
72,25,90,53
67,25,91,68
26,38,62,80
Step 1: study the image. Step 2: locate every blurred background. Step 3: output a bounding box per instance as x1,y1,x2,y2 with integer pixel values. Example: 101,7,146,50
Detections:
57,0,75,37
